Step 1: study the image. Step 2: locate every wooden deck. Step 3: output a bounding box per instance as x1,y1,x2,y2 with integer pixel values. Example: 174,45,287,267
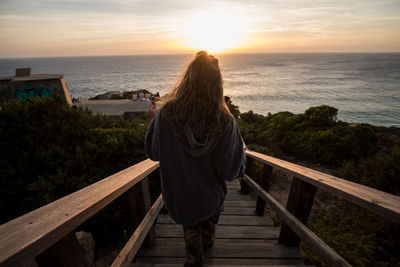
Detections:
132,180,307,267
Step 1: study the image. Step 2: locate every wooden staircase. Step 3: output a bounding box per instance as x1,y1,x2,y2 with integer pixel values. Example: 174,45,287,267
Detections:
1,151,399,267
132,180,308,266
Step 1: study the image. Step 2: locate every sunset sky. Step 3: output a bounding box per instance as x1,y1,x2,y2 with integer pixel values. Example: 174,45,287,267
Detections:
0,0,399,57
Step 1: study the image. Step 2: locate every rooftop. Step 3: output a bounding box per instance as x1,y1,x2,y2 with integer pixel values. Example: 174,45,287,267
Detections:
77,99,162,117
0,74,64,82
0,68,64,82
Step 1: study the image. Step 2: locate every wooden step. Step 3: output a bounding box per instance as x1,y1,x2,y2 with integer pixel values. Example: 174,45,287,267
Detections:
157,214,273,226
154,224,279,239
133,179,306,267
154,237,277,244
222,207,257,216
137,240,301,259
134,258,307,266
225,200,256,207
132,263,310,267
225,192,252,201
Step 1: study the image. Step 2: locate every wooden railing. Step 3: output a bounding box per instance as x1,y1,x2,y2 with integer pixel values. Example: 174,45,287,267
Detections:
0,159,162,267
243,150,400,267
1,151,399,267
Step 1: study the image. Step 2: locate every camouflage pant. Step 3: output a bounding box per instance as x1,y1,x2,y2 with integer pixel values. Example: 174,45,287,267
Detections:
182,213,220,267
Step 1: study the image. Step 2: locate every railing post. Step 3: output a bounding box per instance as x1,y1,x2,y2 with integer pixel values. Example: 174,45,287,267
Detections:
278,176,317,246
241,156,253,195
256,164,273,216
125,176,155,248
35,232,87,267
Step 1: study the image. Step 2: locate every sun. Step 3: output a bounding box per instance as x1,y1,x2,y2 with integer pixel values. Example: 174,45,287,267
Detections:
182,7,246,53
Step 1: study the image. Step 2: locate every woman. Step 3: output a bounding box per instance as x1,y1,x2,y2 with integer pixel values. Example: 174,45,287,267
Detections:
145,51,246,267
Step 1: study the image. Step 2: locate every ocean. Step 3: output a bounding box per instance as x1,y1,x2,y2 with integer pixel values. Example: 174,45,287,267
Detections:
1,53,399,127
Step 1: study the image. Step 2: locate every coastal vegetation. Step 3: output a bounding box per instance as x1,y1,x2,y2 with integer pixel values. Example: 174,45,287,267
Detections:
0,95,151,255
238,105,380,168
1,95,399,266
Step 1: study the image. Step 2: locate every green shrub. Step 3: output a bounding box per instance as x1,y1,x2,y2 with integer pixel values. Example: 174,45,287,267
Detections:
225,96,240,119
0,95,151,248
239,106,378,166
337,145,400,195
306,205,400,266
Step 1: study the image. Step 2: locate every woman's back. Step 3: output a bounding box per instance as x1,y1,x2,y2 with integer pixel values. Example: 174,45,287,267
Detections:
145,108,245,225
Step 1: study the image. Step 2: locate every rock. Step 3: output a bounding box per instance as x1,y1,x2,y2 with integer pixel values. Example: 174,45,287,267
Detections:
90,91,122,100
89,90,155,100
75,231,95,267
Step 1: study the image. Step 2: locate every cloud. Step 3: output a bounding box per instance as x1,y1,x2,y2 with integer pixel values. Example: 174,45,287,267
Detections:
0,0,399,57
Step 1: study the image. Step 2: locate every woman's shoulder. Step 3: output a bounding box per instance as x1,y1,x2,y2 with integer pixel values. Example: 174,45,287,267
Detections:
156,105,176,130
159,101,173,119
225,113,237,131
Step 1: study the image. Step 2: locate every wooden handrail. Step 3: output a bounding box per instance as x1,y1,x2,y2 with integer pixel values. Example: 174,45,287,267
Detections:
112,195,164,267
246,150,400,223
244,175,351,267
0,159,159,266
2,149,399,267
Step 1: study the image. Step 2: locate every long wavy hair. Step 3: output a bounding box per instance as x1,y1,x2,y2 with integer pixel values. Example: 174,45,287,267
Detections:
163,51,232,137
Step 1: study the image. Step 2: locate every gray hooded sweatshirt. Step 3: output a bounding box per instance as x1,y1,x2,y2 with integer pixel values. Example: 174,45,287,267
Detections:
145,109,246,226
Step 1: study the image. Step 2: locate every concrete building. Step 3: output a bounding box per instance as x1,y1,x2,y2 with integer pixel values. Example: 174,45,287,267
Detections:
77,99,149,119
0,68,72,105
0,68,162,119
77,99,164,119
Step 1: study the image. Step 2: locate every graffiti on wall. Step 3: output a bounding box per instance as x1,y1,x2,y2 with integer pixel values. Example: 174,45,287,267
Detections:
14,85,55,100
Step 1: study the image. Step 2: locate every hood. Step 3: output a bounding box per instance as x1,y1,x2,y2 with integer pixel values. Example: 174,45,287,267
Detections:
176,125,219,158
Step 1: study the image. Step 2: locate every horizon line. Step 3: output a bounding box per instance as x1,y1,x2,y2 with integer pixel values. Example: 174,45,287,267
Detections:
1,50,400,60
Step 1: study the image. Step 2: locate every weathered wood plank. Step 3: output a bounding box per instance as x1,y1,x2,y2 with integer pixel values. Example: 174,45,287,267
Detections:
244,174,351,267
132,263,309,267
246,150,400,223
256,164,273,216
224,200,255,207
226,180,240,186
154,224,279,239
154,237,276,243
0,159,159,266
135,257,306,265
221,207,256,216
225,192,252,201
126,177,152,228
138,240,301,258
279,177,317,246
227,187,241,192
35,231,87,267
241,156,254,195
157,214,273,226
125,176,154,248
227,188,240,192
111,195,164,267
